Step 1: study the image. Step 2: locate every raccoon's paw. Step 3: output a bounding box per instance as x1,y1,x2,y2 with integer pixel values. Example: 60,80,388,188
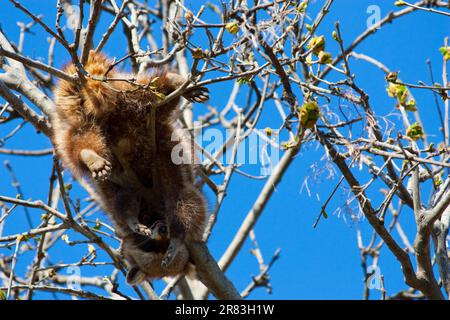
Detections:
126,267,147,285
161,238,183,268
184,86,209,103
90,158,112,181
132,223,152,237
80,149,112,181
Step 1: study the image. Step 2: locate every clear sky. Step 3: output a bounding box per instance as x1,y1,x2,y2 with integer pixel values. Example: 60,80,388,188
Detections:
0,0,449,299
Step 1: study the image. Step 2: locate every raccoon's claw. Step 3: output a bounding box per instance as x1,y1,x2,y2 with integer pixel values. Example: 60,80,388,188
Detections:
161,253,174,269
184,87,209,103
133,223,152,237
91,158,111,181
80,149,112,181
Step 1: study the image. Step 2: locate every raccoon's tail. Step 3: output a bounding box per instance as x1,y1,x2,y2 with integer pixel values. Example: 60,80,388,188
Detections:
56,50,183,117
53,51,118,118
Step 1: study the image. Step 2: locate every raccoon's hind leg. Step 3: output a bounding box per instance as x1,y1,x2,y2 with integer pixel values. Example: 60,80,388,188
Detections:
66,126,112,181
56,125,112,181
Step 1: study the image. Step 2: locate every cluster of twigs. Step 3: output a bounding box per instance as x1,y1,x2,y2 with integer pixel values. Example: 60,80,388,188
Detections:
0,0,449,300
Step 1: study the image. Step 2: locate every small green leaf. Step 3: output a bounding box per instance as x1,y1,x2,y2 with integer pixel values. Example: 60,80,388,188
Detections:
225,21,240,35
439,46,450,61
192,47,203,59
237,76,251,86
307,35,325,55
405,99,417,112
386,83,408,104
264,127,273,136
318,51,332,64
299,100,320,129
406,122,424,141
155,92,166,100
332,31,338,41
435,175,443,187
297,0,308,12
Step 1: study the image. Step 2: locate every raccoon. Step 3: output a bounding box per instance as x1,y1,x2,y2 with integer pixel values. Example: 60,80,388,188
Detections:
51,51,208,276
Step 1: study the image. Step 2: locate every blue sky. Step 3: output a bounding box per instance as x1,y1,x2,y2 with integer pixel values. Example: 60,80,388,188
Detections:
0,0,449,299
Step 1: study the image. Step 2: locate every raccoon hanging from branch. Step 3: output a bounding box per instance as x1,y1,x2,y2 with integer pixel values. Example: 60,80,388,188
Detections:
51,51,208,281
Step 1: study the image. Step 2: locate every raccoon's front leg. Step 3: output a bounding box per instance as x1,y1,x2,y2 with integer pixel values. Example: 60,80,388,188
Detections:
127,217,152,237
161,237,184,269
160,201,186,268
161,187,207,268
114,189,152,237
80,149,112,180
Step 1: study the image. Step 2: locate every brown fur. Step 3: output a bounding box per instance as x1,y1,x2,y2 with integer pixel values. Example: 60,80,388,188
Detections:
51,51,208,281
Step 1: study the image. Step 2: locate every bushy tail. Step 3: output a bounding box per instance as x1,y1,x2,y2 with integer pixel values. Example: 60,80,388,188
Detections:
54,51,118,118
